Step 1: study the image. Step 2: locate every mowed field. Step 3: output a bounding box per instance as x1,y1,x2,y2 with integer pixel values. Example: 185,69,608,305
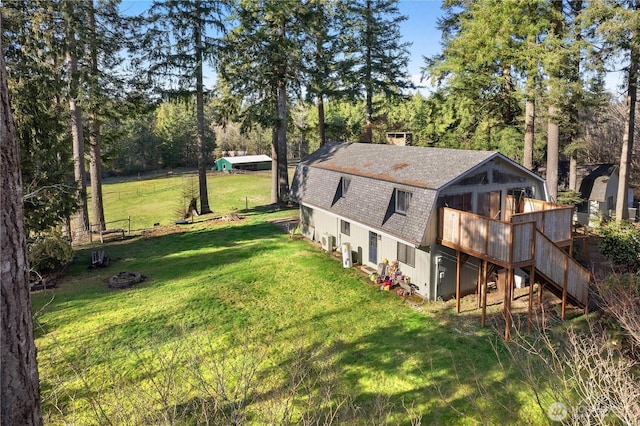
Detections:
32,170,550,424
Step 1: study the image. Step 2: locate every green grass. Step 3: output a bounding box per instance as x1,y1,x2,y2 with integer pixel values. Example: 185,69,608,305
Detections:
34,172,547,424
94,170,280,231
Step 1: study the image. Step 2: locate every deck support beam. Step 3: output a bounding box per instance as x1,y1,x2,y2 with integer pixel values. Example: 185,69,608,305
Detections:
481,260,488,328
527,267,535,334
504,268,513,341
456,250,462,314
561,256,569,320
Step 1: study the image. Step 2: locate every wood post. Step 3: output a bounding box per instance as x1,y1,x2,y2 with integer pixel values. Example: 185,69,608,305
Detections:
538,283,543,306
527,267,535,334
477,261,482,309
504,267,512,341
561,256,569,320
481,260,488,328
456,250,462,314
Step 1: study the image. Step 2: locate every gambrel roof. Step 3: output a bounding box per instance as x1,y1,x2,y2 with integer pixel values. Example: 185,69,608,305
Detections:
290,142,543,246
576,164,617,203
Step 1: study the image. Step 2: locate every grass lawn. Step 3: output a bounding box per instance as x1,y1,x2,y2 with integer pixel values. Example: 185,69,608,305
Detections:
34,172,549,424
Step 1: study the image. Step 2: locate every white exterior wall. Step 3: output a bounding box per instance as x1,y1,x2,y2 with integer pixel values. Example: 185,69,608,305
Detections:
298,155,546,302
298,203,433,299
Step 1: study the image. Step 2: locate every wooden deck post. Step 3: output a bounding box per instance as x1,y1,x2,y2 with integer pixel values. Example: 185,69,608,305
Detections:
477,261,482,309
561,256,569,320
504,267,512,341
527,267,535,334
538,283,543,306
481,260,488,327
456,250,462,314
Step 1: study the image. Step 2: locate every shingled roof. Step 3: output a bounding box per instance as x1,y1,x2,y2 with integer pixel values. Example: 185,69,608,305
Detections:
290,142,508,246
576,164,616,202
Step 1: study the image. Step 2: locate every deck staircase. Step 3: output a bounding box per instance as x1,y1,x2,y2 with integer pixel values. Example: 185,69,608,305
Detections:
438,205,590,310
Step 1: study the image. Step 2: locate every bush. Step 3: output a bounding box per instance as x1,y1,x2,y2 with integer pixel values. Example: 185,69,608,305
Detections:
598,222,640,271
28,231,74,274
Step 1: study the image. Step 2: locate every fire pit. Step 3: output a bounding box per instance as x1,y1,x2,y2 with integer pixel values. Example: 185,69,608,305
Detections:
108,271,145,289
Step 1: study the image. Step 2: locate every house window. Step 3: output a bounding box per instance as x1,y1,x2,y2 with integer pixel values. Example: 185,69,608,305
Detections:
396,190,412,214
341,177,351,197
397,242,415,267
340,220,350,236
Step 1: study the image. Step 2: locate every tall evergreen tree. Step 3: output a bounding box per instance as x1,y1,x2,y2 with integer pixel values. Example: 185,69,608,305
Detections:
424,0,539,155
302,0,353,146
64,0,91,240
220,0,308,203
346,0,411,143
85,0,129,230
586,0,640,221
138,0,228,214
1,12,43,424
2,0,78,234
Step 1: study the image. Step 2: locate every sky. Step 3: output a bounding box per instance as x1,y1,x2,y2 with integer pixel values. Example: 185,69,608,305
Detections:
119,0,447,91
396,0,444,89
119,0,624,97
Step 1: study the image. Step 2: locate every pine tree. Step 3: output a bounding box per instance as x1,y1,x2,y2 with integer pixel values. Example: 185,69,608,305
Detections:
1,12,43,424
3,0,78,234
585,0,640,221
220,0,308,203
302,0,354,146
138,0,228,214
345,0,411,143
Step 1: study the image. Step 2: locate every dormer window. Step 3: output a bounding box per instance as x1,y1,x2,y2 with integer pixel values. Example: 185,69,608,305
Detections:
332,176,352,206
340,177,351,197
396,189,412,215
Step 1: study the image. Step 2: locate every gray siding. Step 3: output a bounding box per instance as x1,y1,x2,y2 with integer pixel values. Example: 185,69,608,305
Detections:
291,143,548,301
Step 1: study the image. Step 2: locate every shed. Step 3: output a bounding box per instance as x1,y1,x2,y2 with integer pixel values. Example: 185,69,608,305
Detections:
574,164,622,225
215,154,272,172
290,142,590,338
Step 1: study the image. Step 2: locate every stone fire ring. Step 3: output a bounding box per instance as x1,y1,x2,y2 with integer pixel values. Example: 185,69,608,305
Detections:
109,271,145,289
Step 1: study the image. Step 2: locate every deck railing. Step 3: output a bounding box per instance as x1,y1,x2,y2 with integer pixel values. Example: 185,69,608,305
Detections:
534,231,590,306
506,197,573,246
438,207,535,267
439,207,590,308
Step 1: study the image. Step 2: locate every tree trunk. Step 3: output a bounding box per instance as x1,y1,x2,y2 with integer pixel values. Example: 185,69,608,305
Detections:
363,0,373,144
523,97,535,170
501,65,514,125
1,17,43,423
271,127,278,204
523,33,536,171
546,0,562,204
87,0,105,231
616,44,638,222
68,50,90,241
89,116,105,230
195,19,211,214
569,151,577,191
277,77,289,203
547,104,560,203
317,94,326,146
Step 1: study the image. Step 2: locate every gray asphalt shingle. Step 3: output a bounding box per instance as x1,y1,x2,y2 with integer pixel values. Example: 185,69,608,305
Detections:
290,142,500,245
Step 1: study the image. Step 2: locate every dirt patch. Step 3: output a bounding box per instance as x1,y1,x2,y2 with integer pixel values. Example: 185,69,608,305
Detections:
270,217,299,233
108,271,145,289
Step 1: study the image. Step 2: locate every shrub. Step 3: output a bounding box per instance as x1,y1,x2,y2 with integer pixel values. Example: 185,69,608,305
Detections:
598,222,640,271
28,231,74,274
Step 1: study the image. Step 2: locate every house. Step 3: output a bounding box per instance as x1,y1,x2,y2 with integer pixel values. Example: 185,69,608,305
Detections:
214,154,272,172
573,164,636,225
290,142,590,337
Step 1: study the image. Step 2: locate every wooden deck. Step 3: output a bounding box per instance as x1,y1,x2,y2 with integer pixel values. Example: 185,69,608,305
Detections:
438,205,591,339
